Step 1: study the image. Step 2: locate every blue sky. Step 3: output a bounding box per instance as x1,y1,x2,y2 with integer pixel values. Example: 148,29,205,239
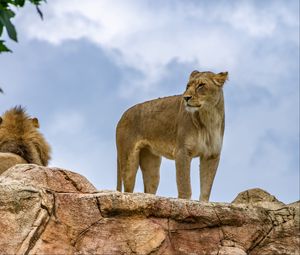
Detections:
0,0,299,203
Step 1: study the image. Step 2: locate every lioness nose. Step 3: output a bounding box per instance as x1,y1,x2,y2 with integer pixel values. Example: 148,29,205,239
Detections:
183,96,192,102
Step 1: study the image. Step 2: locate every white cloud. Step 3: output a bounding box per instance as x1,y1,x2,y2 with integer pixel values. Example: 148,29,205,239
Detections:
224,3,276,37
16,0,298,96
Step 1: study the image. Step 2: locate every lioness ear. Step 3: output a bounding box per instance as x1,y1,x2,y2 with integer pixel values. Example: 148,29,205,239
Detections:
213,72,228,86
0,117,2,125
31,118,40,128
190,70,199,79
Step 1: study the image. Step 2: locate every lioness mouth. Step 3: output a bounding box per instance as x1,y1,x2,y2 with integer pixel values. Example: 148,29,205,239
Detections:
187,104,200,108
185,104,202,113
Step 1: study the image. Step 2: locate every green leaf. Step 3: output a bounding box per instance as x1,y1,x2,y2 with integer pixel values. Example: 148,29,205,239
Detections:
0,24,3,36
0,40,11,52
15,0,26,7
0,2,9,8
0,9,17,42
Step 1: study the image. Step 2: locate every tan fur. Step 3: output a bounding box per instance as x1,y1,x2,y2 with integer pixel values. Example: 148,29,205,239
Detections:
0,152,27,174
0,106,51,174
116,70,228,201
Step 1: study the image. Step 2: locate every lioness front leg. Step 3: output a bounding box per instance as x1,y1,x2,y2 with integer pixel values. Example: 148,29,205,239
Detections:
199,154,220,202
175,149,192,199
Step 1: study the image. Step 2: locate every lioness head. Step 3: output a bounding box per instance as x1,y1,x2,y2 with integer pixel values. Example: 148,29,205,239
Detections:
183,70,228,112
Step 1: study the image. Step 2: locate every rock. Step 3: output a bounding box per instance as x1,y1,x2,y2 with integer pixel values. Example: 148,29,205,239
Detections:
232,188,300,255
1,164,97,193
232,188,286,210
0,165,299,255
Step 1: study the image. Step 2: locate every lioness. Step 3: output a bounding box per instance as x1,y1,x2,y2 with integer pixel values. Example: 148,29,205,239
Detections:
0,106,51,174
116,70,228,201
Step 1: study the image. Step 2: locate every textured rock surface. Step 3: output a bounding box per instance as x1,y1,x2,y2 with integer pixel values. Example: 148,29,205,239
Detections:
0,165,299,255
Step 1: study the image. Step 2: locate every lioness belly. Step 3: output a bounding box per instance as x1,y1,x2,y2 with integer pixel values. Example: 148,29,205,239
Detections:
140,141,176,160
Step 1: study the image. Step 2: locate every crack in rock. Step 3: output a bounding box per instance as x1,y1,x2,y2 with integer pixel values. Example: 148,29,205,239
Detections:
58,170,82,192
16,190,54,255
72,219,104,248
247,208,293,254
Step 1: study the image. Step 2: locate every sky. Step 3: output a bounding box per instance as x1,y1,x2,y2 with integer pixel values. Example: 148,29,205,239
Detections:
0,0,299,203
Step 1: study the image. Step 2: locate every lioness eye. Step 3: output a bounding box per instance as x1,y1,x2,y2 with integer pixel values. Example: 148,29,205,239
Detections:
197,83,205,89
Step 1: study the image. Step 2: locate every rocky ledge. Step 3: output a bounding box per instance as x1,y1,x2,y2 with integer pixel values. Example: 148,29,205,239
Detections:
0,165,299,255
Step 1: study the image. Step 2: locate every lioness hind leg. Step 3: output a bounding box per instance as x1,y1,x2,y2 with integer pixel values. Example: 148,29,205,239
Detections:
139,148,162,194
122,150,140,193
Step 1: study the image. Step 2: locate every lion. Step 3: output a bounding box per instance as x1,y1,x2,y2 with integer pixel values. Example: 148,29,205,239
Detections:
116,70,228,201
0,106,51,174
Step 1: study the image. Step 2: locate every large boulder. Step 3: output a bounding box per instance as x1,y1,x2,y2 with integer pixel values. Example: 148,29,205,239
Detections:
0,164,299,254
